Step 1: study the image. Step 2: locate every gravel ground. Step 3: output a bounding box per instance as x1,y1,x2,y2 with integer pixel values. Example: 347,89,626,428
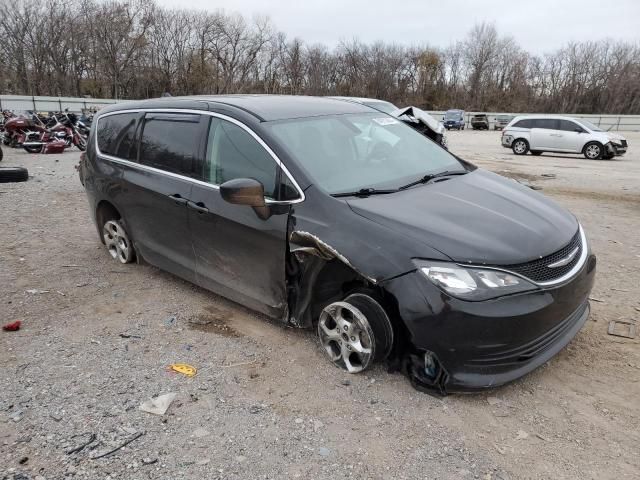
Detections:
1,131,639,480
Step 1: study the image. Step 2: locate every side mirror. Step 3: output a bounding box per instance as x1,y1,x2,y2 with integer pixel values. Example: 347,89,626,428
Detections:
220,178,266,207
574,128,584,133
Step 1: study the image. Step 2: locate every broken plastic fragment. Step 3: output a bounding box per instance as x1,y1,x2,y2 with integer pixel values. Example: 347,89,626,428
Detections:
139,393,177,415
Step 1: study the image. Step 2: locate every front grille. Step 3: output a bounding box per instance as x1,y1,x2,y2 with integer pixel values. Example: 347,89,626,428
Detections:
499,229,582,283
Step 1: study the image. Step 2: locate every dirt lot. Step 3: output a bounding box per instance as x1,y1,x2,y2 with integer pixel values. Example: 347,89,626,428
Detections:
1,131,639,480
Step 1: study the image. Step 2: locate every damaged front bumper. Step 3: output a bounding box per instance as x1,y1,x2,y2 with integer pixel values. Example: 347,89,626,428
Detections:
606,141,627,156
384,253,596,393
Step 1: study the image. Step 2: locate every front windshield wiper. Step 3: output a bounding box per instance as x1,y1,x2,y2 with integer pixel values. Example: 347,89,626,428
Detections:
331,187,398,198
398,170,468,191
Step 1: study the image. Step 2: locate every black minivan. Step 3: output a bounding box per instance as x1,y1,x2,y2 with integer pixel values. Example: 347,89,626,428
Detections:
80,95,596,394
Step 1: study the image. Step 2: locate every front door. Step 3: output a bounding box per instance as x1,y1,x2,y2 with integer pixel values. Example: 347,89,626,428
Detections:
188,116,291,317
121,112,208,282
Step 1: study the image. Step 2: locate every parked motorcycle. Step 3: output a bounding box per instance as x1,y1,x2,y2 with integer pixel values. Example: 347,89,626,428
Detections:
22,112,88,153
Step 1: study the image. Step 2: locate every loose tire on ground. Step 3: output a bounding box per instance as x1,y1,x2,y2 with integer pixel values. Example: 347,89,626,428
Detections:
0,166,29,183
512,138,529,155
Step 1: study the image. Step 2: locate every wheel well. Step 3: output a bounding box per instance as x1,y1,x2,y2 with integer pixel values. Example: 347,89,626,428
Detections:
95,201,121,244
293,258,409,353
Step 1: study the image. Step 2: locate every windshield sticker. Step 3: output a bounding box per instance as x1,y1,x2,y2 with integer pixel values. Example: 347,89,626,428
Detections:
373,117,399,126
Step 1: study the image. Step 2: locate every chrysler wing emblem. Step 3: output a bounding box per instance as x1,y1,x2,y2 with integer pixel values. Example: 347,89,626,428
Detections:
548,247,579,268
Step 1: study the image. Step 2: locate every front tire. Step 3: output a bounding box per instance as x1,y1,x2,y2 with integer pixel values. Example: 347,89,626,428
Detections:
317,291,394,373
512,138,529,155
102,219,135,264
583,142,603,160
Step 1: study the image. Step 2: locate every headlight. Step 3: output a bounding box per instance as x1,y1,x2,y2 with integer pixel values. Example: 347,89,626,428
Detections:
414,260,537,301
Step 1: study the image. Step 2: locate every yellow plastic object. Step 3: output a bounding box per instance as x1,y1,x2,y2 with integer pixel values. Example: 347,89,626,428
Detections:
169,363,197,377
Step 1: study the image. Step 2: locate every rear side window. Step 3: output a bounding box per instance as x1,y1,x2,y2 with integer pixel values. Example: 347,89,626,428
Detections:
139,113,206,178
532,118,559,130
97,113,140,160
204,118,279,198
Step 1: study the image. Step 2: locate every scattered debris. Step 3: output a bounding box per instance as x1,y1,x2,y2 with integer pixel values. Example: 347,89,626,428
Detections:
3,320,21,331
56,290,66,296
486,396,502,406
610,288,629,292
220,360,256,368
91,432,145,460
192,427,210,438
61,264,83,268
142,457,158,466
541,173,556,178
119,333,142,339
25,289,48,295
168,363,197,377
50,412,63,422
139,393,177,415
67,433,97,454
164,315,177,327
19,457,28,465
249,405,263,414
516,430,529,440
318,447,331,457
536,433,551,442
607,320,637,339
589,297,605,303
294,418,304,424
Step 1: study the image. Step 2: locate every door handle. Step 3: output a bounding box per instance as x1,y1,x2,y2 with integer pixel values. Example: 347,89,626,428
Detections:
550,133,562,137
187,200,209,214
168,193,188,205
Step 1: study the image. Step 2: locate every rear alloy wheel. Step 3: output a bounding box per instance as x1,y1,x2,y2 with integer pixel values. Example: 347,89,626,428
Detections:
583,142,603,160
103,219,134,264
512,139,529,155
317,292,393,373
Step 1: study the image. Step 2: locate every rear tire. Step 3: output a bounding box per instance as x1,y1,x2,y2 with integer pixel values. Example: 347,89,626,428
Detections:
23,145,43,154
0,166,29,183
583,142,603,160
102,219,135,264
512,138,529,155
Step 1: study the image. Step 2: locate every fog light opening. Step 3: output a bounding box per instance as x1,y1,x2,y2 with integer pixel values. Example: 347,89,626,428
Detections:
424,351,437,380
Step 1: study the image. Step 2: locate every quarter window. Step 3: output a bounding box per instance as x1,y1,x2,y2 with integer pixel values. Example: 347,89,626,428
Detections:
97,113,140,160
205,118,279,199
514,119,533,128
139,113,206,178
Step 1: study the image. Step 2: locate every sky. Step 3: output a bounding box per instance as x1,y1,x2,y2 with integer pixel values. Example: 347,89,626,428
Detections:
156,0,640,54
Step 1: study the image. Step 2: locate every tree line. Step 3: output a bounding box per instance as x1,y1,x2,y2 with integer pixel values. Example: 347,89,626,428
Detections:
1,0,639,114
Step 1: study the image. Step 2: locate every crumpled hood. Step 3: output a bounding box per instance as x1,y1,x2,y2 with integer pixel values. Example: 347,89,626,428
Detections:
605,132,627,143
347,169,578,265
392,106,445,135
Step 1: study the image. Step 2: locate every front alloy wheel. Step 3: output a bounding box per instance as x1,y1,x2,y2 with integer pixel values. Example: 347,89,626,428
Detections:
318,293,393,373
584,142,602,160
103,219,134,264
512,139,529,155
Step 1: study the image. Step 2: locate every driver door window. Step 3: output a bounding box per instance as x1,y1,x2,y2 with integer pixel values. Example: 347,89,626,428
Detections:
205,118,278,199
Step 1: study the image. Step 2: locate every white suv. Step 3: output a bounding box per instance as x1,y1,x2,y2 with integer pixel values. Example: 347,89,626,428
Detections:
501,116,628,160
